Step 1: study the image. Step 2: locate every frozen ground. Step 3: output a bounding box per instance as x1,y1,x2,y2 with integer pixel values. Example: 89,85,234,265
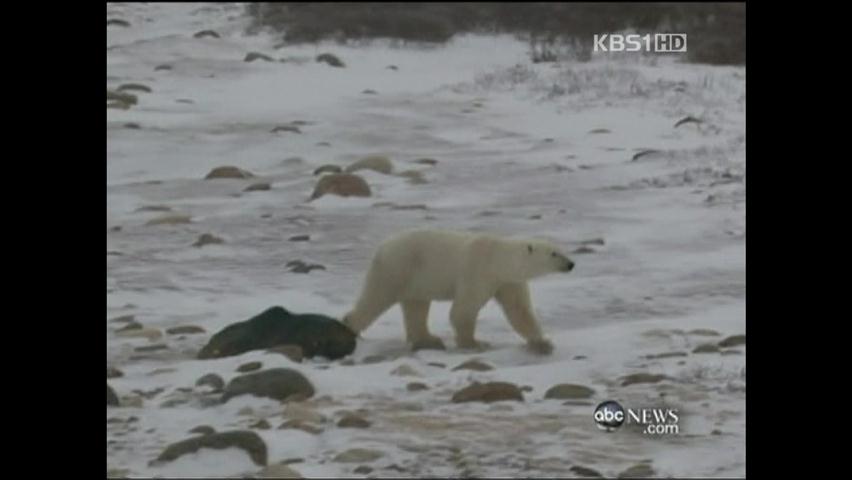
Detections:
107,3,745,478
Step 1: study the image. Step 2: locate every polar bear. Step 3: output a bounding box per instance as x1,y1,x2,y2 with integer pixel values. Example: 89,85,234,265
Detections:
342,229,575,354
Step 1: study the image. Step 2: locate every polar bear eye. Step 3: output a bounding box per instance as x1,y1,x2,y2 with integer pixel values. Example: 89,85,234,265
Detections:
551,252,557,258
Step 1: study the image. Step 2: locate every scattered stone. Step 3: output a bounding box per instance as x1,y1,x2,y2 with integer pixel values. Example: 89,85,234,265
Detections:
544,384,595,400
107,367,124,379
188,425,216,436
345,155,393,175
266,344,304,363
205,166,254,179
146,214,191,226
362,355,386,364
271,125,301,134
316,53,344,68
618,463,656,478
117,83,152,93
711,429,723,435
196,373,225,392
562,400,593,407
579,238,605,246
155,64,172,71
256,464,302,478
620,373,670,387
333,448,383,463
110,226,123,232
311,173,371,200
386,65,398,70
238,362,263,373
391,203,428,211
116,328,163,341
289,263,326,274
632,149,661,161
124,122,141,129
166,325,206,335
288,235,310,242
135,205,172,213
689,329,721,336
108,384,120,406
134,344,168,353
107,19,131,27
250,419,271,430
353,465,373,474
451,382,524,403
572,246,596,254
693,344,720,354
362,89,378,95
406,382,429,392
397,170,427,184
222,368,315,403
277,419,323,435
588,128,611,134
107,89,138,105
427,362,446,368
245,52,274,62
529,214,542,220
198,306,356,360
116,321,143,332
191,233,224,248
413,158,438,166
156,430,267,466
520,385,533,393
316,142,331,147
674,116,702,128
313,165,342,176
451,359,494,372
194,29,220,39
721,349,742,356
570,465,603,477
176,98,194,104
245,183,271,192
718,335,746,348
337,414,371,429
645,352,688,359
390,365,420,377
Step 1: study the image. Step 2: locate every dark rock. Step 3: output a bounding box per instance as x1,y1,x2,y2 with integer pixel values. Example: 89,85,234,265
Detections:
451,382,524,403
316,53,344,67
451,359,494,372
245,52,274,62
620,373,670,387
146,214,191,226
693,344,720,354
406,382,429,392
166,325,206,335
266,344,304,363
572,246,596,254
193,233,224,248
107,89,137,106
310,173,371,200
271,125,301,134
718,334,745,348
107,19,131,27
645,352,688,359
176,99,194,104
362,89,378,95
204,166,254,179
337,414,370,428
361,355,386,364
674,116,702,128
117,83,152,93
288,235,310,242
721,349,742,356
155,64,172,71
386,65,398,70
222,368,315,403
196,373,225,392
618,463,655,478
250,419,271,430
544,384,595,400
289,263,326,274
156,430,267,466
689,329,721,336
124,122,141,129
107,366,124,379
354,465,373,474
188,425,216,436
313,165,342,176
134,344,168,352
413,158,438,166
245,183,272,192
588,128,611,134
238,362,263,373
194,30,220,39
108,384,120,406
427,362,446,368
632,149,661,161
570,465,603,477
278,419,322,435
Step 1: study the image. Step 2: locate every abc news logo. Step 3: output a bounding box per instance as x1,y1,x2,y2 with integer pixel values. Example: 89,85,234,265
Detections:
594,34,687,53
594,400,680,434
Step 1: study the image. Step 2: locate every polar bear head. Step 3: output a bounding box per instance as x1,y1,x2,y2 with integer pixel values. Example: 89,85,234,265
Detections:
504,238,574,281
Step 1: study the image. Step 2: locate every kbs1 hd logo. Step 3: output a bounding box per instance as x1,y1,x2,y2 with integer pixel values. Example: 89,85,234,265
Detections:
593,34,687,53
594,401,680,435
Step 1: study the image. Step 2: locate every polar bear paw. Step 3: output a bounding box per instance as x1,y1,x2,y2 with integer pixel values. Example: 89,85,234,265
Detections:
527,338,554,355
411,335,446,351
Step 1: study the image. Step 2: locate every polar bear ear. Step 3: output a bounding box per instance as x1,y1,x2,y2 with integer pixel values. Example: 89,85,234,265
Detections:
528,244,533,254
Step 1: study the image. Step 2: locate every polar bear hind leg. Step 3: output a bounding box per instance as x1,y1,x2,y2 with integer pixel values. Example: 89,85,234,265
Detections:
401,300,445,350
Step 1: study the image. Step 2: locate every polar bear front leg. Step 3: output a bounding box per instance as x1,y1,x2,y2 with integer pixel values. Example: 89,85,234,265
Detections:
450,285,492,350
401,300,445,351
495,282,554,355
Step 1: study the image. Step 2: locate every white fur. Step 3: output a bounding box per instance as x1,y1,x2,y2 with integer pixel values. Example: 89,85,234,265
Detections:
343,229,574,353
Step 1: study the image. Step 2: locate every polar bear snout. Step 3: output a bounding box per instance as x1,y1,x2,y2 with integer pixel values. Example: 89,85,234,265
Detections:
554,253,574,272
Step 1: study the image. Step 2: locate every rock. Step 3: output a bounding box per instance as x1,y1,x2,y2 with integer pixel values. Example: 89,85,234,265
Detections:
256,464,302,478
529,214,542,220
124,122,141,129
238,362,264,373
391,204,428,211
588,128,611,134
397,170,427,184
674,116,702,128
313,165,342,176
110,226,123,232
176,98,194,104
451,359,494,372
618,463,655,478
620,373,670,387
250,419,271,430
107,19,130,27
721,349,742,356
333,448,383,463
204,166,255,179
390,365,420,377
194,29,220,39
572,246,595,254
198,306,356,360
544,384,595,400
386,65,398,70
337,414,371,428
451,382,524,403
718,334,745,348
277,419,322,435
196,373,225,392
266,345,304,363
288,235,310,242
688,328,720,336
310,173,371,200
413,158,438,166
345,155,394,175
155,64,172,71
245,52,274,62
406,382,429,392
188,425,216,436
570,465,603,477
166,325,206,335
271,125,301,134
110,314,136,324
193,233,224,248
116,328,162,341
116,321,143,332
693,344,720,354
316,53,345,68
107,89,138,106
245,183,271,192
361,355,386,364
579,238,605,246
156,430,267,466
134,344,168,352
353,465,373,474
222,368,315,403
362,89,378,95
316,142,331,147
107,367,124,379
146,214,191,226
238,407,256,416
135,205,172,213
427,362,446,368
645,352,688,359
108,384,120,406
117,83,152,93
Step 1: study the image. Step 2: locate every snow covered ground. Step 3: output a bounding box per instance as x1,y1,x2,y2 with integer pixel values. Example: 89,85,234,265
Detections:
107,3,745,478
